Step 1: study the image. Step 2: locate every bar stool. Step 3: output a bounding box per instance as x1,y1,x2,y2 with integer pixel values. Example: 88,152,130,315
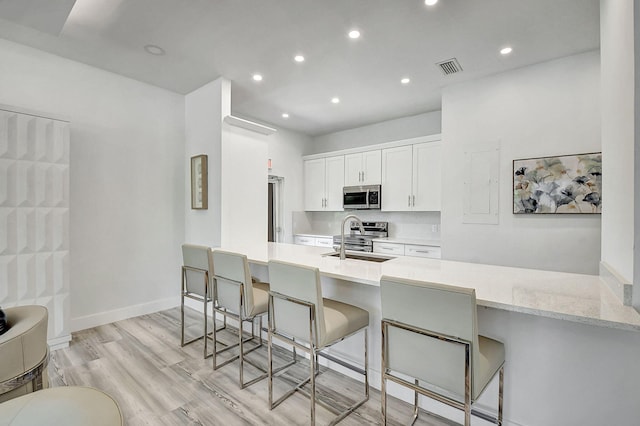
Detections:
380,276,505,426
267,259,369,426
181,244,218,358
211,250,270,389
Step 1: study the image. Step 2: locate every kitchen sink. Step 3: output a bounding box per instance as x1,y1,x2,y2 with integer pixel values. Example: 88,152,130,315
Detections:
323,251,395,263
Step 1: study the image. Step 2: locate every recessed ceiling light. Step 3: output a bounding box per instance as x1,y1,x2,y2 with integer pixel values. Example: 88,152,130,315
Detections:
282,113,289,118
252,74,263,81
144,44,165,56
500,47,513,55
331,97,340,104
424,0,438,5
401,78,411,84
348,30,361,39
294,55,305,63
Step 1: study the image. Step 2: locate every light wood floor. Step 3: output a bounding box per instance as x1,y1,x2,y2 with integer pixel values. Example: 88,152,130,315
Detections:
49,308,455,426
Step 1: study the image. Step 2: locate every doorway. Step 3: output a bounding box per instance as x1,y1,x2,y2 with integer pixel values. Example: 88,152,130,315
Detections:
268,175,284,242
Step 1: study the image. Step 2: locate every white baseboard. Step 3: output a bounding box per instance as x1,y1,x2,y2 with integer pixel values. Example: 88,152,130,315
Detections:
70,296,181,332
600,261,633,305
48,334,72,351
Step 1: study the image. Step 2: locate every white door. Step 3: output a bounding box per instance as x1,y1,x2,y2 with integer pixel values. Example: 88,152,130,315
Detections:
304,158,326,211
324,155,345,211
362,150,382,185
344,153,363,186
381,145,413,211
413,142,442,211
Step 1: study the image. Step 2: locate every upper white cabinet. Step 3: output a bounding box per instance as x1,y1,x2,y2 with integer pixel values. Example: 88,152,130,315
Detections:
344,150,381,186
304,155,345,211
413,142,442,211
381,142,441,211
381,145,413,211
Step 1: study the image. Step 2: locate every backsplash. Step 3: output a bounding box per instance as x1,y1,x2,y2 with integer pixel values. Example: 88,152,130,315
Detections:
292,210,441,240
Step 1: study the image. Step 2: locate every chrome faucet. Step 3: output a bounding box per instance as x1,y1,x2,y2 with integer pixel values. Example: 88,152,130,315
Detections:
340,214,365,260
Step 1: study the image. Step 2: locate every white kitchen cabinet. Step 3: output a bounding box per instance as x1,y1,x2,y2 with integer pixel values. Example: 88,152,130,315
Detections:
404,244,442,259
381,145,413,211
373,242,405,255
304,155,345,211
315,237,334,248
344,150,381,186
294,235,316,246
294,235,335,248
381,142,441,211
373,241,442,259
413,142,442,211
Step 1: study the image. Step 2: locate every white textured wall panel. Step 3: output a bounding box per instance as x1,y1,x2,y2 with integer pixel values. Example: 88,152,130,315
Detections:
0,108,70,343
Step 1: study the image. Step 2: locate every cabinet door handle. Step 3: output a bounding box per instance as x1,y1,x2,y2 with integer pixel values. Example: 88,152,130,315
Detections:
362,171,365,182
412,195,415,206
408,195,411,207
414,250,431,253
382,247,393,250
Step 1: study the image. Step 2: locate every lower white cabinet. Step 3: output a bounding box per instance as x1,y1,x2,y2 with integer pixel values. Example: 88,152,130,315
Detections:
373,241,441,259
372,242,405,255
315,237,334,248
294,235,316,246
294,235,334,248
404,244,442,259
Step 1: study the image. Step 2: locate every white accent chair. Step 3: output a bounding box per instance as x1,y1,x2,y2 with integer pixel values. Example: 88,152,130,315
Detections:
181,244,218,358
267,260,369,425
0,386,123,426
211,250,270,388
380,276,505,426
0,305,49,403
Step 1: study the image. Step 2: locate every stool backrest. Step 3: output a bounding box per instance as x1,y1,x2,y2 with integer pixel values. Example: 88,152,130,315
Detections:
182,244,213,297
267,260,325,347
380,276,479,398
212,250,255,317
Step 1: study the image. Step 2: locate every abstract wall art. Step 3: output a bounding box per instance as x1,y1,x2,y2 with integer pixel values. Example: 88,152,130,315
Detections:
513,152,602,214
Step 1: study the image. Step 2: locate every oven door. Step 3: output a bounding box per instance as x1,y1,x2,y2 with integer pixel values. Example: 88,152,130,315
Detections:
343,188,369,209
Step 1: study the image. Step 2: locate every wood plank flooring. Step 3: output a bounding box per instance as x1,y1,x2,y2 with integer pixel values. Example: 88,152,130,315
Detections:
48,308,455,426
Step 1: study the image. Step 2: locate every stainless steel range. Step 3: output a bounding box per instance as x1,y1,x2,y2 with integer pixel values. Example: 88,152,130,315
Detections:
333,221,388,252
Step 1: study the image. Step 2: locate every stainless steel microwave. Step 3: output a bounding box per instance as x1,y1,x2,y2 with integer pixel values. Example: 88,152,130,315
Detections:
343,185,381,209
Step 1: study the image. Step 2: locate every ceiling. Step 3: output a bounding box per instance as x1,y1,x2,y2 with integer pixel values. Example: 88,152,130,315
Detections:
0,0,600,136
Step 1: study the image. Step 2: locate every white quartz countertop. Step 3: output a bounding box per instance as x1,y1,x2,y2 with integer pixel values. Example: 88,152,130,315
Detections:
215,242,640,332
372,237,441,246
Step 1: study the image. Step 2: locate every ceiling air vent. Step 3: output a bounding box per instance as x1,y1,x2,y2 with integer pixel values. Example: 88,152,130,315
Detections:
436,58,463,75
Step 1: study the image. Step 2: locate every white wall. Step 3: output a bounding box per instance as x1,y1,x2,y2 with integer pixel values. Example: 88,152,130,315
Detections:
308,110,441,154
266,128,312,243
441,51,602,274
0,39,185,330
185,78,230,247
600,0,635,284
220,125,268,246
635,0,640,309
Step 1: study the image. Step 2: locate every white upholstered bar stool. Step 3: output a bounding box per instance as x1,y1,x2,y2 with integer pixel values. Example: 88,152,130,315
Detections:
267,260,369,426
211,250,270,389
181,244,219,358
380,276,505,426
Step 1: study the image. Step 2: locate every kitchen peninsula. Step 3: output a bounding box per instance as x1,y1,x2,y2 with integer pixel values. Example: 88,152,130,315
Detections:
215,242,640,426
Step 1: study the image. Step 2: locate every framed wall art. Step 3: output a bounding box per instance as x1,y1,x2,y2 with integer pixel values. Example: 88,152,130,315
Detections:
191,154,208,210
513,152,601,214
